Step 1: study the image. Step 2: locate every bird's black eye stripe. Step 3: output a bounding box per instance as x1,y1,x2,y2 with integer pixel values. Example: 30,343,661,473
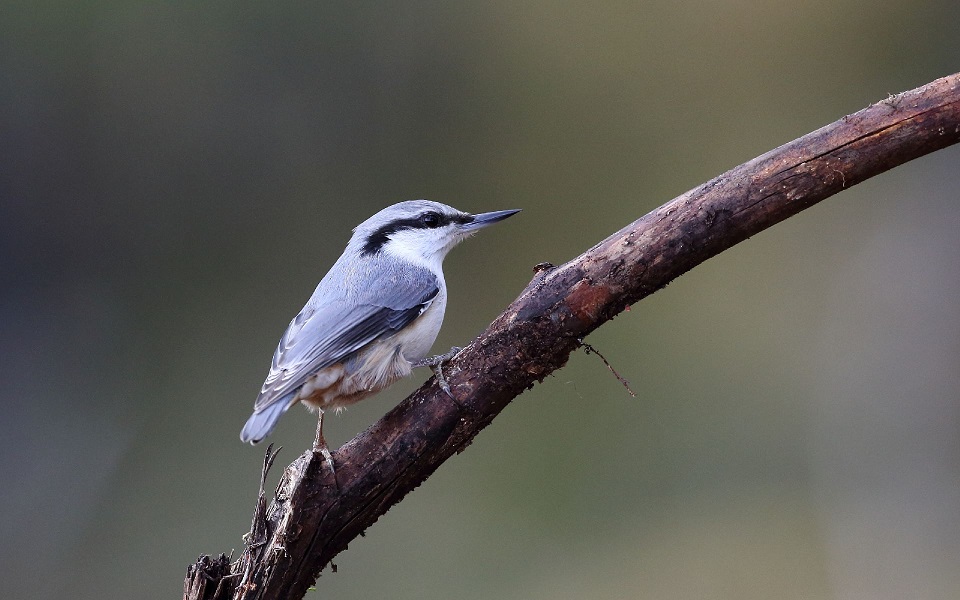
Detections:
361,211,472,256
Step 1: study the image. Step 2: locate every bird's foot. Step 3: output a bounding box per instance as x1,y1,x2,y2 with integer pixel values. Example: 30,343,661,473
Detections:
414,346,462,397
313,442,335,474
313,411,338,487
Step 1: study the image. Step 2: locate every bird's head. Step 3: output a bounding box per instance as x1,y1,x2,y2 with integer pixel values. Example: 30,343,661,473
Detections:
351,200,520,269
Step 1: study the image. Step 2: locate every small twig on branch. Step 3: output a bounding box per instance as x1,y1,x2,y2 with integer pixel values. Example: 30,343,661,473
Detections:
579,340,637,397
237,444,281,592
184,73,960,600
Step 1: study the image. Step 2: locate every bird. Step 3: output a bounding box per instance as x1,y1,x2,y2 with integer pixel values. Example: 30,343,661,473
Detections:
240,200,520,472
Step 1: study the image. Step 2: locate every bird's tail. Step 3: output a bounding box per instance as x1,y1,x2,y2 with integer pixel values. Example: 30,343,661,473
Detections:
240,395,295,444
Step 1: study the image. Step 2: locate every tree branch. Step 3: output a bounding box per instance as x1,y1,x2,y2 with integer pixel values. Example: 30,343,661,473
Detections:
185,72,960,600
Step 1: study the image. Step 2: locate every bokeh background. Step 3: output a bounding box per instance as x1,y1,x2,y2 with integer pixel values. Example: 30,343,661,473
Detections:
2,2,959,599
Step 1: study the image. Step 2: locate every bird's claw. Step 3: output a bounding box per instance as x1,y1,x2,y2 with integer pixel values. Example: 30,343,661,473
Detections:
416,346,461,398
313,443,335,474
431,362,453,397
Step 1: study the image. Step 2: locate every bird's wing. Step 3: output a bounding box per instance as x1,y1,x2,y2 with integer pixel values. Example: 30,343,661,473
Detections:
252,271,440,413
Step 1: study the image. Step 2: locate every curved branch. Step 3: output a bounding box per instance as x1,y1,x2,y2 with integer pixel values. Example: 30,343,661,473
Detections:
185,72,960,600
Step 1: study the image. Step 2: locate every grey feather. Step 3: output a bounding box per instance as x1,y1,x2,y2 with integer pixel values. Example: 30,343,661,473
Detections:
240,391,295,443
250,252,440,416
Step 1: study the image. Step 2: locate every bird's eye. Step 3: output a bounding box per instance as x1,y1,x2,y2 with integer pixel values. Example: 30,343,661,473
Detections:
419,211,441,227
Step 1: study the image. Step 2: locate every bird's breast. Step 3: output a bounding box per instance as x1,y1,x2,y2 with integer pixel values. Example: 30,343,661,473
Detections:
297,288,448,411
393,287,447,364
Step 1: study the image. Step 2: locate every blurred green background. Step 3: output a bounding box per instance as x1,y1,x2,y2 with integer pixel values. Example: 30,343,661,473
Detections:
2,2,959,599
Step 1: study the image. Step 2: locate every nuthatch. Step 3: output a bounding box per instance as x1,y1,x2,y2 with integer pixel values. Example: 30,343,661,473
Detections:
240,200,520,470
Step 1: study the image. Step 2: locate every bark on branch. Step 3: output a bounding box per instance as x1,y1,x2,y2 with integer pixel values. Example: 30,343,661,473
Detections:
185,72,960,600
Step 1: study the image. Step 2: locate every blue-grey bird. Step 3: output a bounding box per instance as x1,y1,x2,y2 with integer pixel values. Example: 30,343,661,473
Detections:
240,200,520,470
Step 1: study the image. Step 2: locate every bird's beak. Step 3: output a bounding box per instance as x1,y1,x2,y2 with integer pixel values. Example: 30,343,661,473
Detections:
461,209,521,232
